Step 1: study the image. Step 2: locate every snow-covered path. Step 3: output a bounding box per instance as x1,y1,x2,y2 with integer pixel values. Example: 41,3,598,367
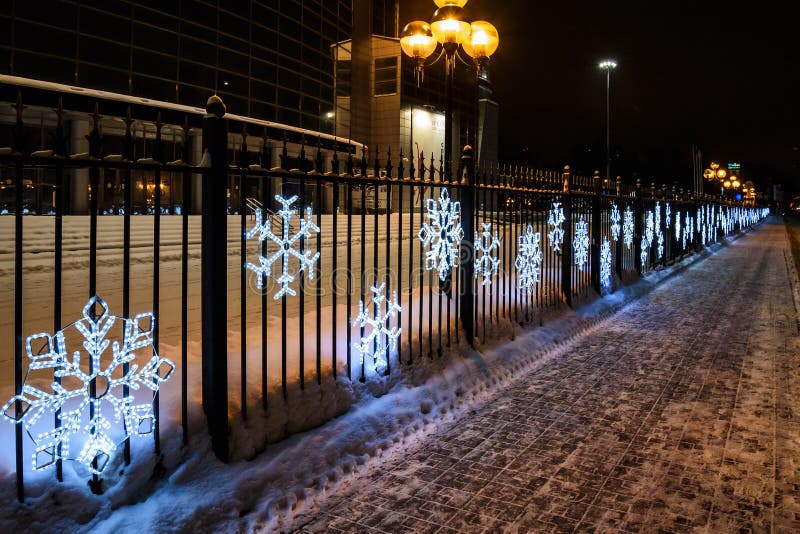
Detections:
291,219,800,533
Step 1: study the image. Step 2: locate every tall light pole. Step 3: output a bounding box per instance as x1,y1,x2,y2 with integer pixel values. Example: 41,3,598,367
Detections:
400,1,499,178
598,60,617,181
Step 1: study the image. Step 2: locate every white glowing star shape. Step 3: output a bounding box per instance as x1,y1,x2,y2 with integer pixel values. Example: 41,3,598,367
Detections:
418,188,463,281
547,202,566,251
245,194,321,300
515,225,544,294
573,216,590,270
2,296,174,475
474,222,501,286
352,283,401,374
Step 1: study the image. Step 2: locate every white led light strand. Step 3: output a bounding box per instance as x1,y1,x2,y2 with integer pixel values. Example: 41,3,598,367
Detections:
600,236,612,291
352,283,401,374
547,202,566,251
1,296,174,475
245,194,321,300
610,203,621,241
623,205,634,250
418,188,463,281
515,225,544,294
573,216,590,270
474,222,501,286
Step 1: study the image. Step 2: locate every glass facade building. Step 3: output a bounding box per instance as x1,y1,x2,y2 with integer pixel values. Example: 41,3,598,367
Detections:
0,0,353,133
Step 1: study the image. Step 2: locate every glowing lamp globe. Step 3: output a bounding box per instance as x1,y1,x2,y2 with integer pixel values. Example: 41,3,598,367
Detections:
434,0,469,6
716,168,727,179
710,162,719,170
431,6,471,46
703,169,714,180
723,180,731,188
463,21,499,59
400,21,437,60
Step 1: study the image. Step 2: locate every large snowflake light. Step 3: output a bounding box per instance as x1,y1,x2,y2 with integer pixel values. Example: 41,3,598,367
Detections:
610,203,621,241
419,188,463,281
245,194,321,299
573,216,590,270
2,296,173,475
515,225,544,294
547,202,566,251
352,283,401,374
474,222,501,286
600,236,612,291
623,205,634,250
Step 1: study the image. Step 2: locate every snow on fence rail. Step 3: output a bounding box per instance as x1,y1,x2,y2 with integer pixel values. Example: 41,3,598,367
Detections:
0,91,769,501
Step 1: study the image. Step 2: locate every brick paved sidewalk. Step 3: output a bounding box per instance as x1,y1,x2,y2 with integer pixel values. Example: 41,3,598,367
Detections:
292,220,800,533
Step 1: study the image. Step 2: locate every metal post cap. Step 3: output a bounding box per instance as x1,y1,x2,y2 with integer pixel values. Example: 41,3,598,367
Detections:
206,95,227,117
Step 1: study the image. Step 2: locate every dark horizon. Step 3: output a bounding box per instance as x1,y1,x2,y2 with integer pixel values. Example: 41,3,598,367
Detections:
401,0,798,192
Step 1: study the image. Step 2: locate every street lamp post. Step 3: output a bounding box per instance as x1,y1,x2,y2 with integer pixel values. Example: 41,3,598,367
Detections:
400,1,499,348
400,0,499,178
598,60,617,182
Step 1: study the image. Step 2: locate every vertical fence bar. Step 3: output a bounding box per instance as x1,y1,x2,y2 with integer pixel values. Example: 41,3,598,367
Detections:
153,117,163,456
240,170,248,418
14,155,24,501
316,174,322,384
460,146,475,347
299,174,306,390
561,167,573,307
201,97,229,462
54,160,64,480
591,171,602,294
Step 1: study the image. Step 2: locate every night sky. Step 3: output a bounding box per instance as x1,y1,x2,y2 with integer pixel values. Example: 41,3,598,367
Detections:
401,0,798,191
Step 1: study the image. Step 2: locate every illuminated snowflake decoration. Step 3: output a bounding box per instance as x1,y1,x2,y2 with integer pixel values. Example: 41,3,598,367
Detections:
547,202,566,251
645,211,655,244
573,216,590,271
666,203,671,229
640,236,649,267
245,194,320,300
600,236,612,291
610,203,621,241
418,188,463,281
352,283,401,374
623,205,634,250
675,211,681,243
657,230,664,259
515,225,544,294
474,222,501,286
2,296,173,475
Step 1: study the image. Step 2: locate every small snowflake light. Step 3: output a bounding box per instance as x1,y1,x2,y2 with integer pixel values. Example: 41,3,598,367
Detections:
573,216,590,271
657,231,664,259
600,236,612,292
352,283,401,374
418,188,463,281
515,225,544,294
640,236,649,267
610,203,621,241
623,205,634,250
645,211,655,245
666,203,671,229
675,211,681,243
474,222,501,286
547,202,566,251
2,296,173,475
245,194,321,300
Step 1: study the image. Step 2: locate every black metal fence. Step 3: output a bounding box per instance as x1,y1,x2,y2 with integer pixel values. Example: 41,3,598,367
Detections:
0,90,767,501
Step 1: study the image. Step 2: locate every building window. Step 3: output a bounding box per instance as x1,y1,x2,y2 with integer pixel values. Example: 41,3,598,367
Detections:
374,57,397,96
336,59,351,96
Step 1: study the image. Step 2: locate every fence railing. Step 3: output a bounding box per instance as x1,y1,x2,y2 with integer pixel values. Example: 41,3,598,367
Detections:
0,90,768,501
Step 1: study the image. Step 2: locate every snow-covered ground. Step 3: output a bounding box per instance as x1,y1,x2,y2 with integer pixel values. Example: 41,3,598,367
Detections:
0,209,758,532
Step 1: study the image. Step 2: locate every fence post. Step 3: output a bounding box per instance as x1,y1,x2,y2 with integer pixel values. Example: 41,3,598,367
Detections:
201,95,229,462
591,170,602,294
561,166,573,307
460,145,475,347
634,178,643,276
615,176,623,279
